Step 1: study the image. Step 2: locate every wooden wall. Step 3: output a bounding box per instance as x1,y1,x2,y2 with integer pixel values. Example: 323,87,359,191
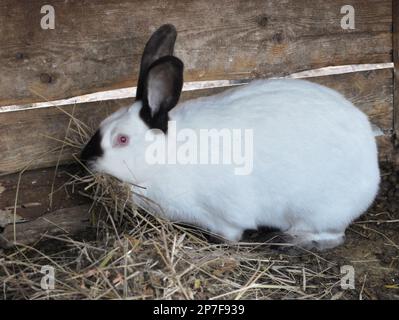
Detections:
0,0,396,175
394,0,399,141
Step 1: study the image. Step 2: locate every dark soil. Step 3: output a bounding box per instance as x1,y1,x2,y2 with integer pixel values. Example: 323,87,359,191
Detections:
331,161,399,299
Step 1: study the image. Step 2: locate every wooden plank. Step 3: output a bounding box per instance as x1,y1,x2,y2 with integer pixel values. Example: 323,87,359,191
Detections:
0,0,392,106
0,205,91,248
0,99,133,175
309,69,393,132
0,164,88,221
0,69,393,174
394,0,399,140
376,135,395,162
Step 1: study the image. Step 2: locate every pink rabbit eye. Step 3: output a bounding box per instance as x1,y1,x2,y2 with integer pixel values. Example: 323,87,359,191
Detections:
116,134,129,146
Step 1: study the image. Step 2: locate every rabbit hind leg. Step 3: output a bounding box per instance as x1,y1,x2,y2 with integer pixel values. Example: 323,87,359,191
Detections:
286,229,345,251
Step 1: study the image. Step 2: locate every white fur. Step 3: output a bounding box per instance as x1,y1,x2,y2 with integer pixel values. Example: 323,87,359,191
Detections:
93,79,380,249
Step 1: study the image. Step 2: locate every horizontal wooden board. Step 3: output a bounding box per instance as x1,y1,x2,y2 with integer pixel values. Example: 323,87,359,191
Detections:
0,99,133,175
0,164,87,221
0,205,91,248
309,68,394,132
394,0,399,138
0,69,393,174
0,0,392,106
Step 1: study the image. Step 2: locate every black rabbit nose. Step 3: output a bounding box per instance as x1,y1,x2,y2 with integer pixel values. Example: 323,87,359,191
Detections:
80,130,104,164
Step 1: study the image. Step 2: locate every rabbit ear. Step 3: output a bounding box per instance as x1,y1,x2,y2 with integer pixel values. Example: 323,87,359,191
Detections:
136,24,177,100
139,56,184,133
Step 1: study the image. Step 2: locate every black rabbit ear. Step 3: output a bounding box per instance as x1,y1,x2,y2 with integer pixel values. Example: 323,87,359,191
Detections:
139,56,184,133
136,24,177,100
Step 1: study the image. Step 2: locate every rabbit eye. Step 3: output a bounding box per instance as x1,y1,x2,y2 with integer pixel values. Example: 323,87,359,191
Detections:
116,134,129,147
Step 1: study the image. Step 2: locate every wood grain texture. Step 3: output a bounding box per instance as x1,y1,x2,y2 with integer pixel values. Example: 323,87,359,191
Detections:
0,69,393,174
0,205,91,248
308,69,393,132
376,135,396,162
0,99,132,174
393,0,399,139
0,164,87,220
0,0,392,106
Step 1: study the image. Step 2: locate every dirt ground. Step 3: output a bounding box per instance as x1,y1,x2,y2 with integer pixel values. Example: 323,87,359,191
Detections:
332,161,399,299
335,161,399,299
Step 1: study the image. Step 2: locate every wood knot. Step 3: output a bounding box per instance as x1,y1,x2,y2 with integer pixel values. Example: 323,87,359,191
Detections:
15,52,25,60
272,32,284,43
257,15,269,27
40,73,53,84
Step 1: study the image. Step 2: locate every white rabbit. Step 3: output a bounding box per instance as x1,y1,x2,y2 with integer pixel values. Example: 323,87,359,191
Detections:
81,24,380,250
